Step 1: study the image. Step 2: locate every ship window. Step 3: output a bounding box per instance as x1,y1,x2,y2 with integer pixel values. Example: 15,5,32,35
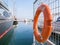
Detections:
0,9,4,13
0,13,1,15
56,17,60,22
3,11,10,17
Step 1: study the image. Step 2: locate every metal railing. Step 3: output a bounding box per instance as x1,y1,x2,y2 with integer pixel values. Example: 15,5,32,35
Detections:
0,0,9,11
33,0,60,45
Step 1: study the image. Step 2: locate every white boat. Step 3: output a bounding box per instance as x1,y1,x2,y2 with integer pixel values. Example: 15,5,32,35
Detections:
0,0,13,39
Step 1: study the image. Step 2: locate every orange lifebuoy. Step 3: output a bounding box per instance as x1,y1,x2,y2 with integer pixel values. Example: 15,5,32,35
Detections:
33,4,52,43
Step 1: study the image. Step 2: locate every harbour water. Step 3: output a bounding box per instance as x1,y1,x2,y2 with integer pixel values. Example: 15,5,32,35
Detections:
0,22,33,45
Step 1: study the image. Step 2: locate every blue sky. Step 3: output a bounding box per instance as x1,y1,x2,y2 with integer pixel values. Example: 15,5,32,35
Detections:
7,0,35,19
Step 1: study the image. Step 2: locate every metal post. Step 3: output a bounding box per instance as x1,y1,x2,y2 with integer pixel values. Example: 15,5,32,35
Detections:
32,35,35,45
